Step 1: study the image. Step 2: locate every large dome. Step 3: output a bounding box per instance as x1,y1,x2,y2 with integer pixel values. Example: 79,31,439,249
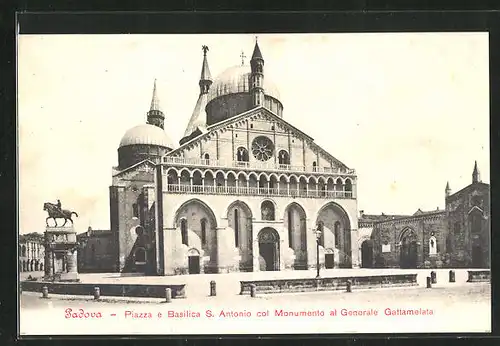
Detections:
119,123,173,149
207,65,281,104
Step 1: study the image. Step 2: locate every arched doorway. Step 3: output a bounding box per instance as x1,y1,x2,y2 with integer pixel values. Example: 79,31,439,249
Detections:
258,228,280,271
324,248,335,269
361,240,373,268
187,248,201,274
400,229,418,269
469,209,484,268
471,243,483,268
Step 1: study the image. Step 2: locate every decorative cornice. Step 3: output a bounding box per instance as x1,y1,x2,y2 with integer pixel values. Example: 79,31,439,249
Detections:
374,210,446,226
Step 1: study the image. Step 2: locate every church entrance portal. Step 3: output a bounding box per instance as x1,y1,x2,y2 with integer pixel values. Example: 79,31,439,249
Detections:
325,254,334,269
188,255,200,274
187,248,201,274
361,240,373,268
400,239,418,269
472,244,483,268
399,230,418,269
258,228,280,271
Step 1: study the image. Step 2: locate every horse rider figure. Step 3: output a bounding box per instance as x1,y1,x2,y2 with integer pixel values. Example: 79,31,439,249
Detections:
56,199,62,212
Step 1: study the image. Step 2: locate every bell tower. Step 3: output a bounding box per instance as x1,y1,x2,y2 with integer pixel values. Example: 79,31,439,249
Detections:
146,79,165,129
199,45,213,95
250,38,265,107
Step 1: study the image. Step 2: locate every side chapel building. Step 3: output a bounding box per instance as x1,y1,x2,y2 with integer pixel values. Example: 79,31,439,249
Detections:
106,42,360,275
361,162,490,269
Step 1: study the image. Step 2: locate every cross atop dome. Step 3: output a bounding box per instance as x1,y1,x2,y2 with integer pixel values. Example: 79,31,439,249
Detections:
240,51,246,65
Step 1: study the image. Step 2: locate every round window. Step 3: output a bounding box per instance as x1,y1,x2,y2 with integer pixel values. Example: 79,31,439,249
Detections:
251,136,274,161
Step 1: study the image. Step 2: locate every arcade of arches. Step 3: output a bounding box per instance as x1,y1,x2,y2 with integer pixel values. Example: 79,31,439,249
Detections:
161,198,354,275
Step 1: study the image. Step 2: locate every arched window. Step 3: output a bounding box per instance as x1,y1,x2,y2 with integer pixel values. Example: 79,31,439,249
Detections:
132,203,139,218
234,209,239,247
21,245,26,257
134,247,146,264
204,153,210,160
287,210,293,248
345,179,353,197
201,219,207,246
470,212,482,234
261,201,275,221
334,222,341,249
236,147,249,162
278,150,290,165
312,161,317,172
181,219,188,246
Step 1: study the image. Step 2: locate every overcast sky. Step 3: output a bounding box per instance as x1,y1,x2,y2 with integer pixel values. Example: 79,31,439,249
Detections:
18,33,490,234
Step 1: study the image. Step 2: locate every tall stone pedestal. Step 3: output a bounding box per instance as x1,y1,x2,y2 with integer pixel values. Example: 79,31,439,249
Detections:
44,226,80,282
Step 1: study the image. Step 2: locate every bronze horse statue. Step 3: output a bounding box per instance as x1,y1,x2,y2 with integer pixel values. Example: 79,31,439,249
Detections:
43,202,79,227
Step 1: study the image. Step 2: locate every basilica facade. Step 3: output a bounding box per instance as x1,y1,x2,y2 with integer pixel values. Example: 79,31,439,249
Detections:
107,42,360,275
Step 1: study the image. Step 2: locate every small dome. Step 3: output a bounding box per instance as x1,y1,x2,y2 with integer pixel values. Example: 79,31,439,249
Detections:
119,124,173,149
207,65,281,104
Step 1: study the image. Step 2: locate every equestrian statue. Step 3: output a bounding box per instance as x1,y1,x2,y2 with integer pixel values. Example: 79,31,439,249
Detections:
43,199,79,227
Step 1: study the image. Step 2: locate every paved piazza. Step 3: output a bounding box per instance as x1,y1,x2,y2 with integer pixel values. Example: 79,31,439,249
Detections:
20,269,490,335
19,268,482,299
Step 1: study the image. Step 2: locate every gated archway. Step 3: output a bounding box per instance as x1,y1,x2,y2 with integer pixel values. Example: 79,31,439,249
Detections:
258,228,280,271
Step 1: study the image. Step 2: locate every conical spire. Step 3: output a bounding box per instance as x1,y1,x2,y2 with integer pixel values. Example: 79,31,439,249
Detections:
147,79,165,129
200,45,212,81
472,160,481,183
445,181,451,197
150,79,161,111
251,37,263,60
199,45,213,95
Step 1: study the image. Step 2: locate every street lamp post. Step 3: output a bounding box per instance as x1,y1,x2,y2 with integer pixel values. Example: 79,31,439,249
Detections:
314,227,322,278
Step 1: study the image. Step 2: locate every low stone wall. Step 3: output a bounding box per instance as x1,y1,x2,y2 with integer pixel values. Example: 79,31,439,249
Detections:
240,274,418,295
21,280,186,299
467,270,490,283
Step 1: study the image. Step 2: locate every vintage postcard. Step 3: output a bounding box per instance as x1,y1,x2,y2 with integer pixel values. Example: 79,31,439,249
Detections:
18,32,491,335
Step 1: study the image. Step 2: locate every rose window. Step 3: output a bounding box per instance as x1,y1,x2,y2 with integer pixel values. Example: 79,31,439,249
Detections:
251,136,274,161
